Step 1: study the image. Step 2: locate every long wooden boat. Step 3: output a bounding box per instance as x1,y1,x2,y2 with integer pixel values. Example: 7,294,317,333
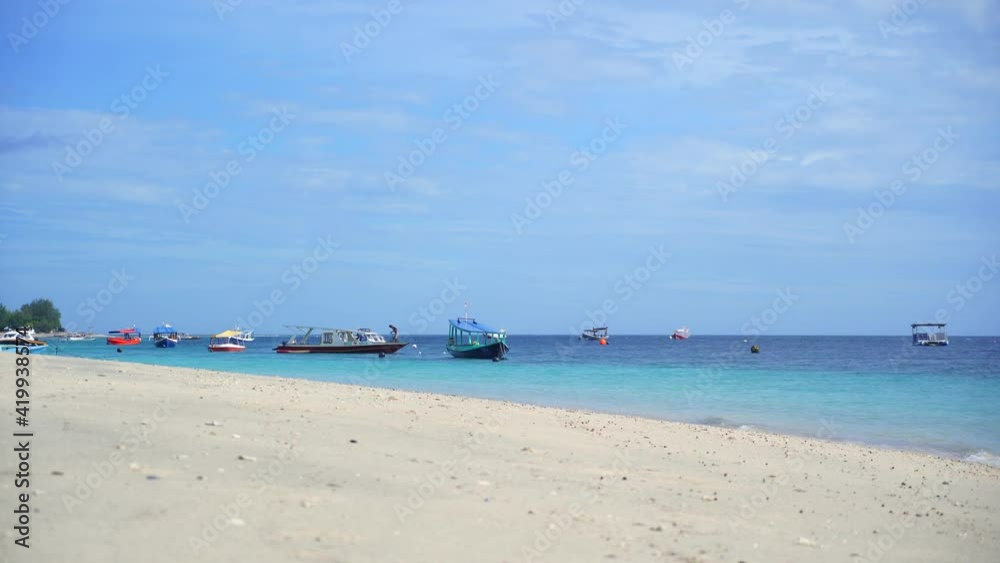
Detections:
273,326,406,354
581,326,608,341
447,316,508,359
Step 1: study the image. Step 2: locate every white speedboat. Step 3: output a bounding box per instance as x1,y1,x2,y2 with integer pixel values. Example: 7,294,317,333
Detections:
0,327,47,352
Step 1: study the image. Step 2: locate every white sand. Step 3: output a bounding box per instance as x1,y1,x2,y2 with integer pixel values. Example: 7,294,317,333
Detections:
1,355,998,562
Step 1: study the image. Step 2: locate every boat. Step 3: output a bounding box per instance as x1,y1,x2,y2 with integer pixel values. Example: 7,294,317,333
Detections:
0,327,48,353
152,324,180,348
670,326,691,340
446,312,509,360
208,329,246,352
178,332,201,341
1,327,38,344
273,326,407,354
912,323,948,346
235,325,255,342
66,332,96,341
107,327,142,346
581,326,608,342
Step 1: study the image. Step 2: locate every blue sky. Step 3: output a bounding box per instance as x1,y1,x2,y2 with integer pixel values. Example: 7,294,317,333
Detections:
1,0,998,336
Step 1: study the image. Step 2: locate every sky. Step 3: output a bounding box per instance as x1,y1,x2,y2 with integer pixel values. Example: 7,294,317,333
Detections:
0,0,998,336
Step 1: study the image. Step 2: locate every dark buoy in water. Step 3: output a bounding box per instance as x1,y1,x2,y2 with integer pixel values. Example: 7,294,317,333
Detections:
378,352,386,358
750,344,760,354
116,347,123,353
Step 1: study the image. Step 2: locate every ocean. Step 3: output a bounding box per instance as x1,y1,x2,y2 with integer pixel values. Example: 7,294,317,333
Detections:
41,334,1000,466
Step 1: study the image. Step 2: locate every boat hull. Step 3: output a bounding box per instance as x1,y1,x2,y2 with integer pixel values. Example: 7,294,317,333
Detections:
447,341,509,359
0,344,47,353
209,345,245,352
581,333,601,341
154,338,178,348
273,342,408,354
107,338,141,346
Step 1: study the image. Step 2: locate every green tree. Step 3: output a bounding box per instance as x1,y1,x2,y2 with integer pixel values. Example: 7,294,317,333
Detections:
18,299,62,332
0,303,8,328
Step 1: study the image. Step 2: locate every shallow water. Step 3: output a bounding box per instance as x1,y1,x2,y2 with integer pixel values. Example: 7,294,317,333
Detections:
41,334,1000,465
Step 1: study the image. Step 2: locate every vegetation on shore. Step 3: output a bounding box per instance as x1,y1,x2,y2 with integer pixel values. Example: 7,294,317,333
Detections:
0,299,63,332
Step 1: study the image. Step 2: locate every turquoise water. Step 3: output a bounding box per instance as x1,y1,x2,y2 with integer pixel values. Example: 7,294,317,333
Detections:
40,335,1000,465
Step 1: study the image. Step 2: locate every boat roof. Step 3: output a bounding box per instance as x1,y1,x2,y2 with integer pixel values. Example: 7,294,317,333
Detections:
154,325,177,332
213,329,243,338
911,323,946,327
449,317,502,333
283,325,374,333
109,328,139,334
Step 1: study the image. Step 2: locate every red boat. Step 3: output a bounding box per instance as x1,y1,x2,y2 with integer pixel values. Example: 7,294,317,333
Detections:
107,327,142,346
670,326,690,340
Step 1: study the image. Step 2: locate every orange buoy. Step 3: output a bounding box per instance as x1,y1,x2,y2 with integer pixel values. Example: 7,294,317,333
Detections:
599,338,607,345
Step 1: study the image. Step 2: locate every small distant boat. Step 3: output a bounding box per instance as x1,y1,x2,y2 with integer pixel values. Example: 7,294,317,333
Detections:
153,324,180,348
208,329,247,352
107,327,142,346
581,326,608,342
178,332,201,341
237,326,254,342
273,326,406,354
66,332,96,341
447,308,508,360
912,322,948,346
0,327,48,353
670,326,691,340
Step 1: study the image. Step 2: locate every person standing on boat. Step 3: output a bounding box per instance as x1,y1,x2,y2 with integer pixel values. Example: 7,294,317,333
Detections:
389,324,399,342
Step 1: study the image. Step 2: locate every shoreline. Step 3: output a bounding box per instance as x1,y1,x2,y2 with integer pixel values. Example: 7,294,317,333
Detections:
42,350,1000,468
3,355,998,561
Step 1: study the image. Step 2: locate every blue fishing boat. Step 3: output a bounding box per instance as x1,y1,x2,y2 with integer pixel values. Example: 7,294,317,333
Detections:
446,307,508,360
153,324,180,348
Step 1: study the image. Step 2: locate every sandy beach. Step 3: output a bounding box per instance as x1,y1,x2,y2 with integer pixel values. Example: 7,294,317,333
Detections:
2,355,998,562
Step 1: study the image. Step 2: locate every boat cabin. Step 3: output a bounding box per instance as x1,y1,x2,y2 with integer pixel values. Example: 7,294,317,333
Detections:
286,326,388,346
582,326,608,339
448,318,506,347
912,323,948,346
